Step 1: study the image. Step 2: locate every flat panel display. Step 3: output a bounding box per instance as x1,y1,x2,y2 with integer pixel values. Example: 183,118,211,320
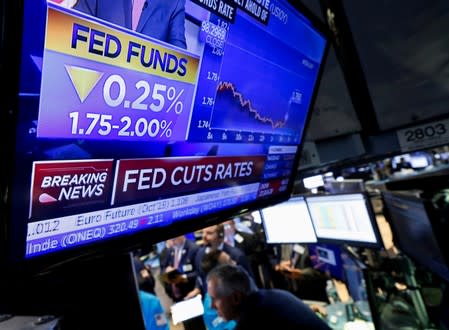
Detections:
0,0,328,267
305,193,382,248
382,191,449,282
260,196,317,244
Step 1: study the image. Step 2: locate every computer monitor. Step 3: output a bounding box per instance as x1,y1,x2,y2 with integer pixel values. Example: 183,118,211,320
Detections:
260,196,317,244
308,243,345,281
392,153,431,171
305,193,383,248
382,191,449,282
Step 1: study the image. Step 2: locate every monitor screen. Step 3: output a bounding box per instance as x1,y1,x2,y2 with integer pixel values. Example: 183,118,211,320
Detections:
305,193,382,248
0,0,328,267
392,153,431,170
382,191,449,282
260,196,317,244
308,243,345,281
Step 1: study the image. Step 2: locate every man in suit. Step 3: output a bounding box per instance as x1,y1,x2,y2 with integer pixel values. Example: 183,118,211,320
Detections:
222,219,269,288
196,224,253,281
73,0,187,48
159,234,199,302
184,224,254,300
133,254,156,295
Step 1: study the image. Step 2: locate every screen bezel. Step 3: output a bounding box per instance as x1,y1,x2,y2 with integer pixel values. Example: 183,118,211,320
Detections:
0,0,330,275
305,192,384,249
260,195,318,244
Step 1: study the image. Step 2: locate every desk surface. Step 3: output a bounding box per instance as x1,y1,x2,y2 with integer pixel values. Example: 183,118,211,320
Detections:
325,302,375,330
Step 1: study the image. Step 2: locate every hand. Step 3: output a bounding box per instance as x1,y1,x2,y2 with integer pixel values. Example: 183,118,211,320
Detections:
310,304,327,317
283,268,302,280
165,266,176,273
276,260,291,272
140,269,150,279
280,260,291,268
184,288,200,300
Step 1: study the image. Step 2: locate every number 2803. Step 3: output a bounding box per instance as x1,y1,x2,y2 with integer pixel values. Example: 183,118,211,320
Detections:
404,123,447,142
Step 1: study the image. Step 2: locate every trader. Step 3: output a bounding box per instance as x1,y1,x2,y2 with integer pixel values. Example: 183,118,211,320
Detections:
206,264,331,330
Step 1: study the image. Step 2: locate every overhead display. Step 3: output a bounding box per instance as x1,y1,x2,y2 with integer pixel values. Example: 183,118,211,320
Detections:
7,0,327,261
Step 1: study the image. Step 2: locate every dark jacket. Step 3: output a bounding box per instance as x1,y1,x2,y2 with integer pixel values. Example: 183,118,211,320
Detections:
236,289,331,330
160,239,199,301
73,0,187,48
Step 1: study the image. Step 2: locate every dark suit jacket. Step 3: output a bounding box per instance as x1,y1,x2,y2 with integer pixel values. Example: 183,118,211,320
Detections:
160,239,199,301
236,289,331,330
73,0,187,48
221,243,253,279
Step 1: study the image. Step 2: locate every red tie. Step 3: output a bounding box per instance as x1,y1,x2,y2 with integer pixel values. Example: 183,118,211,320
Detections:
132,0,146,30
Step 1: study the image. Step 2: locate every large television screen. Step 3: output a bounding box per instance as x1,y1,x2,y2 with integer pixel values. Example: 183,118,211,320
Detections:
260,196,317,244
382,191,449,282
305,193,383,248
0,0,328,268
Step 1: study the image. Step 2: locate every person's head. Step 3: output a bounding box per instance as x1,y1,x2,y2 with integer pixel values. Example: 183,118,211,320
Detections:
206,264,252,321
200,249,235,274
165,239,174,249
202,224,224,249
171,234,186,248
223,219,236,232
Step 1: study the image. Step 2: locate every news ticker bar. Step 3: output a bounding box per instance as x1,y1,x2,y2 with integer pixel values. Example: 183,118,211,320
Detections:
25,183,259,257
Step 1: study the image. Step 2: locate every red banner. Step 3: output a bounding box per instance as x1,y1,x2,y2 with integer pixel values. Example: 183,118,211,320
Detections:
112,155,266,205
